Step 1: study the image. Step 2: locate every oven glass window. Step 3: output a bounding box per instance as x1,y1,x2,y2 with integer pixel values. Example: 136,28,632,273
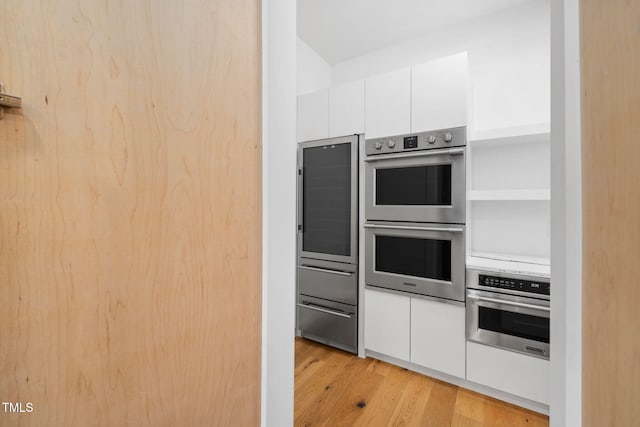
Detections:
479,307,550,343
375,235,451,281
302,143,351,256
376,165,452,206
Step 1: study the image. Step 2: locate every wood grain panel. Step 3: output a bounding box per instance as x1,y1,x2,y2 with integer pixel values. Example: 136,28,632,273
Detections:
581,1,640,425
0,1,261,426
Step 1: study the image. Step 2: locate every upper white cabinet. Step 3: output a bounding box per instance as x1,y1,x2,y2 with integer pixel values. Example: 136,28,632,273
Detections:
365,68,411,139
411,52,469,132
329,80,365,137
297,89,328,142
410,298,466,379
364,288,410,361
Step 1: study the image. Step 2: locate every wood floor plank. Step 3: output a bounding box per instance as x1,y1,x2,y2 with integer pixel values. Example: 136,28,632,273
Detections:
294,338,549,427
454,388,486,423
295,350,355,423
418,380,459,427
352,365,413,426
387,374,434,427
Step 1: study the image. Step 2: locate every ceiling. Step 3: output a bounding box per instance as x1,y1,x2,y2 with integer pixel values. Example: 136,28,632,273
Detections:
298,0,532,65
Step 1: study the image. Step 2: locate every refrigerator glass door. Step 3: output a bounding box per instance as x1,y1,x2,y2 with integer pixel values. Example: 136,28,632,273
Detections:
298,135,358,264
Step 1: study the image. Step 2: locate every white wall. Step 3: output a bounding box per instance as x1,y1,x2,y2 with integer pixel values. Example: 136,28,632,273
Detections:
297,37,332,95
331,0,550,132
262,0,296,426
550,0,582,426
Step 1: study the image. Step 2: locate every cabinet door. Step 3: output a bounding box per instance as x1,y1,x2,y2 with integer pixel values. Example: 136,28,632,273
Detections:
410,297,466,378
329,80,365,137
467,341,550,404
364,288,410,361
411,52,468,132
297,89,329,142
365,68,411,139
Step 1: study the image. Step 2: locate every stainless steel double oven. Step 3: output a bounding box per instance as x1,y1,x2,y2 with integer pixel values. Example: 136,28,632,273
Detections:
364,127,466,302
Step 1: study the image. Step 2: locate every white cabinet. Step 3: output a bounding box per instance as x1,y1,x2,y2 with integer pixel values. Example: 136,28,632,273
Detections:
364,288,410,361
411,52,469,132
410,298,466,379
329,80,365,137
467,341,550,404
365,68,411,139
297,89,328,142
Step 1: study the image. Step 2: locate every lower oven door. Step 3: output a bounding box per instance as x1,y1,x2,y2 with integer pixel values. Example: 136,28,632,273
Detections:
364,221,465,301
466,289,550,359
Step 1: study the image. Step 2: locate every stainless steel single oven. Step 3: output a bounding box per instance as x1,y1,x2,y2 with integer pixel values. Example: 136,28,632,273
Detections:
466,269,550,359
364,221,465,301
364,127,466,224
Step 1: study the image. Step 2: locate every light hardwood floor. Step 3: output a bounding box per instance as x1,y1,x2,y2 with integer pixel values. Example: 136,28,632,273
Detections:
295,338,549,427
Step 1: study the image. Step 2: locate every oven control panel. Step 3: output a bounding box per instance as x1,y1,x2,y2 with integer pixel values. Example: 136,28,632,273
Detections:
365,127,466,156
479,274,550,296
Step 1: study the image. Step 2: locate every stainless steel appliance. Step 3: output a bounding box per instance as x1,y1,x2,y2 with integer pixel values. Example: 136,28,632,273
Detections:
365,127,466,224
364,128,467,302
466,269,550,359
364,221,465,301
296,135,359,353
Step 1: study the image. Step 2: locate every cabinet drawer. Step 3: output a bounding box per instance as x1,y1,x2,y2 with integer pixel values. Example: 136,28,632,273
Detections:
298,296,357,354
298,264,357,305
467,341,550,404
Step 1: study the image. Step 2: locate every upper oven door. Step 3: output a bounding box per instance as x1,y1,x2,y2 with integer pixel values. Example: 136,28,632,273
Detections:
365,147,465,224
364,221,465,301
297,135,358,264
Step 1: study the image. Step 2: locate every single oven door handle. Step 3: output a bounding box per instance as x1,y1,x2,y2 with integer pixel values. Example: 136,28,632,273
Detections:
364,224,464,233
298,266,353,276
364,147,464,162
297,303,352,318
467,294,550,312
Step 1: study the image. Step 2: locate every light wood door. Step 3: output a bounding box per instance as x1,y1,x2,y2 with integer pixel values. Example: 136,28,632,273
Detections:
582,0,640,425
0,1,261,426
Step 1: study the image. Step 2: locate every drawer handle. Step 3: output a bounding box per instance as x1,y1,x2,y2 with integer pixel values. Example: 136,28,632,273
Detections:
298,303,352,318
298,266,353,276
364,224,463,233
467,294,550,312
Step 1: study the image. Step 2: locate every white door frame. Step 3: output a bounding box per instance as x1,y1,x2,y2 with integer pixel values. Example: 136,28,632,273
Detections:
262,1,583,425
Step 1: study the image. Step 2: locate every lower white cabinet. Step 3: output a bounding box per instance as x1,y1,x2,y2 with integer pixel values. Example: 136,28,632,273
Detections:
410,298,466,379
467,341,550,404
364,288,410,361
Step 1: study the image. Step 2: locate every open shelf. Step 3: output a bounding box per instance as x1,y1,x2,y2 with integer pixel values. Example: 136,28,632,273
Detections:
469,123,550,146
469,189,550,201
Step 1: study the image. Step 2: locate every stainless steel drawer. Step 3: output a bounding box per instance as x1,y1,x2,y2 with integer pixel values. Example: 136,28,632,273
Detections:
297,295,357,354
297,261,357,305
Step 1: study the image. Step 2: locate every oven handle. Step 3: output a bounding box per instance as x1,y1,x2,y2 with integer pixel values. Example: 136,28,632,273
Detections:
467,294,550,312
297,303,352,318
364,147,464,162
298,266,353,276
364,224,464,233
